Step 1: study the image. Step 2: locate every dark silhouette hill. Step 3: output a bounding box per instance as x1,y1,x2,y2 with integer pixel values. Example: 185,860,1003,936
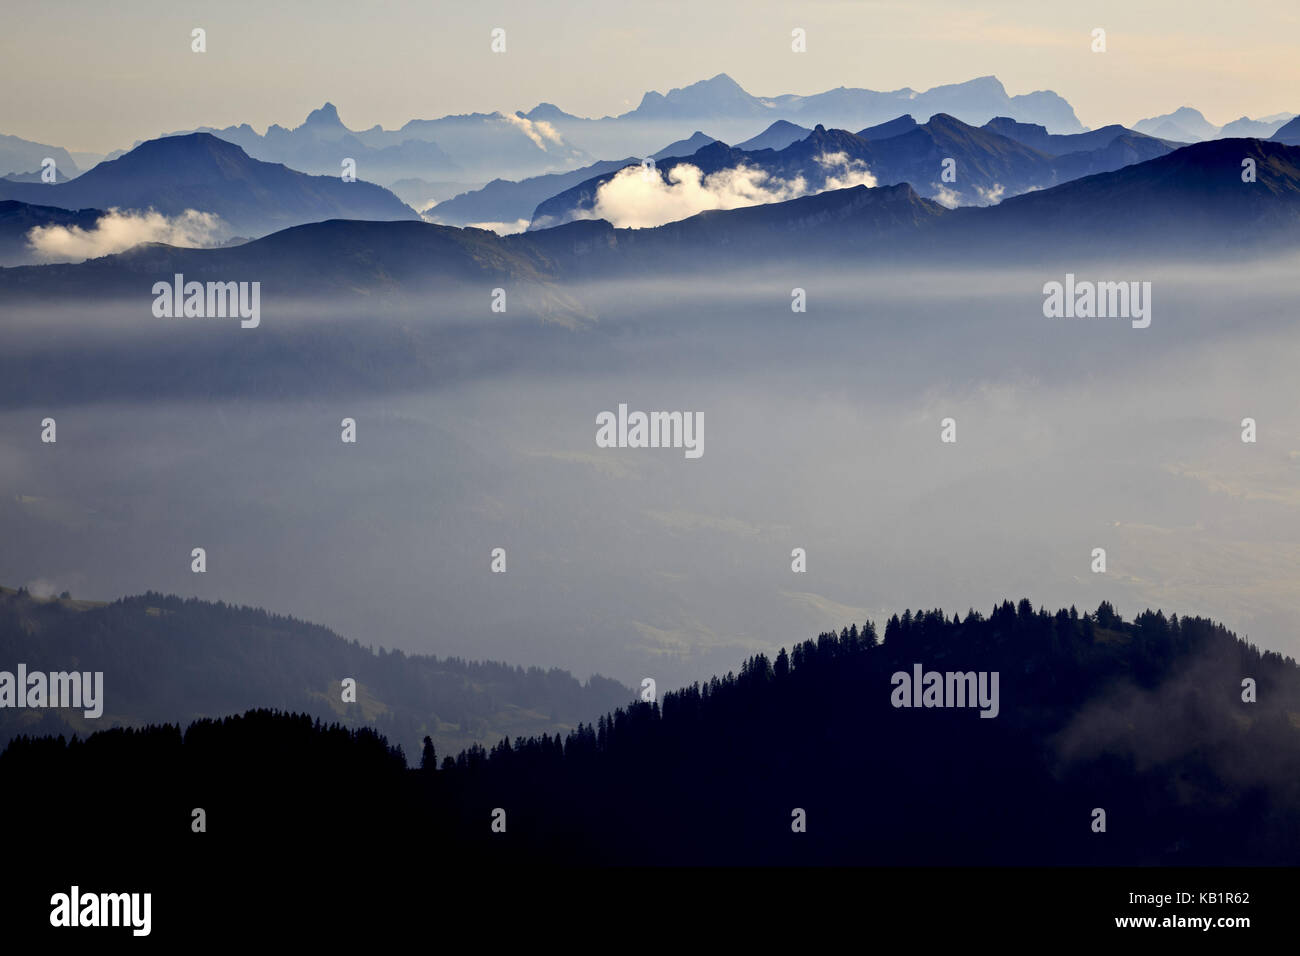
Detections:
0,585,630,759
954,137,1300,251
3,599,1296,866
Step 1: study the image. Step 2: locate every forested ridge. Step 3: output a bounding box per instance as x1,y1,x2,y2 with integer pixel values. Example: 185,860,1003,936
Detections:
0,586,630,758
5,598,1298,866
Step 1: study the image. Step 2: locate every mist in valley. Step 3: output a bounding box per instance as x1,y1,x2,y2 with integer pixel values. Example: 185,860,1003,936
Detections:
2,256,1298,690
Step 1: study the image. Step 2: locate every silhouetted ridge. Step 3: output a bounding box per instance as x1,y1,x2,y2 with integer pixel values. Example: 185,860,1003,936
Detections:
4,598,1296,866
0,586,631,759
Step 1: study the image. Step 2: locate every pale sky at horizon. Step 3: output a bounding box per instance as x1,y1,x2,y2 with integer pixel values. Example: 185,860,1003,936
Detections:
3,0,1297,153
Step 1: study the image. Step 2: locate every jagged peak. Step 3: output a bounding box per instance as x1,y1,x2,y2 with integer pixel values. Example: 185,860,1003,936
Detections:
302,102,344,126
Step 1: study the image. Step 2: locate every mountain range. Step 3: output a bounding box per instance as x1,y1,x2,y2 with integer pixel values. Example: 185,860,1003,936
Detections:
427,112,1178,231
0,133,81,181
525,73,1087,156
3,137,1298,307
0,133,417,250
1133,105,1295,142
136,75,1090,189
6,74,1293,222
528,113,1181,228
160,101,592,189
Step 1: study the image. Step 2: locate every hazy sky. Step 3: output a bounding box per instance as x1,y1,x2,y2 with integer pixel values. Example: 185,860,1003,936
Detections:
4,1,1299,154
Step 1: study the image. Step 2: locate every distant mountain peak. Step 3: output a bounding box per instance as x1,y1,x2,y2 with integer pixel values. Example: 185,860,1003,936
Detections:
128,131,247,163
633,73,762,117
700,72,743,89
651,131,720,160
0,131,418,241
303,102,344,127
525,102,575,122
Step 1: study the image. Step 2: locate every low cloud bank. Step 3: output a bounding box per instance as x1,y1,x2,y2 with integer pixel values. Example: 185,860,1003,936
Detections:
27,208,224,262
586,152,878,229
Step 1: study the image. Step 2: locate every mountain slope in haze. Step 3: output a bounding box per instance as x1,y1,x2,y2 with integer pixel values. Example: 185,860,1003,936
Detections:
99,76,1083,192
426,130,725,230
6,600,1297,866
0,586,631,760
610,72,1083,134
652,130,719,159
1047,132,1181,183
515,73,1084,161
1220,115,1290,139
387,177,485,213
68,76,1086,200
1133,106,1221,142
519,139,1300,271
735,119,811,152
1272,116,1300,146
1128,108,1296,143
426,158,637,229
2,166,76,184
0,199,103,265
0,133,419,238
981,116,1179,154
856,114,919,140
0,217,578,313
1,138,1296,411
958,137,1300,250
0,133,80,179
158,101,593,186
520,182,949,277
359,108,594,181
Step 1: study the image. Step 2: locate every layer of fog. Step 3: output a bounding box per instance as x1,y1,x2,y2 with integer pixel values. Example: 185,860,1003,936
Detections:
2,258,1298,690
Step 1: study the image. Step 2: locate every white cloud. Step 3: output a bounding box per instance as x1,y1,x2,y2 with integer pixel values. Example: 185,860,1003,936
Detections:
931,184,961,208
27,208,224,262
23,577,59,599
502,113,563,150
587,153,877,229
814,151,878,190
465,219,531,235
